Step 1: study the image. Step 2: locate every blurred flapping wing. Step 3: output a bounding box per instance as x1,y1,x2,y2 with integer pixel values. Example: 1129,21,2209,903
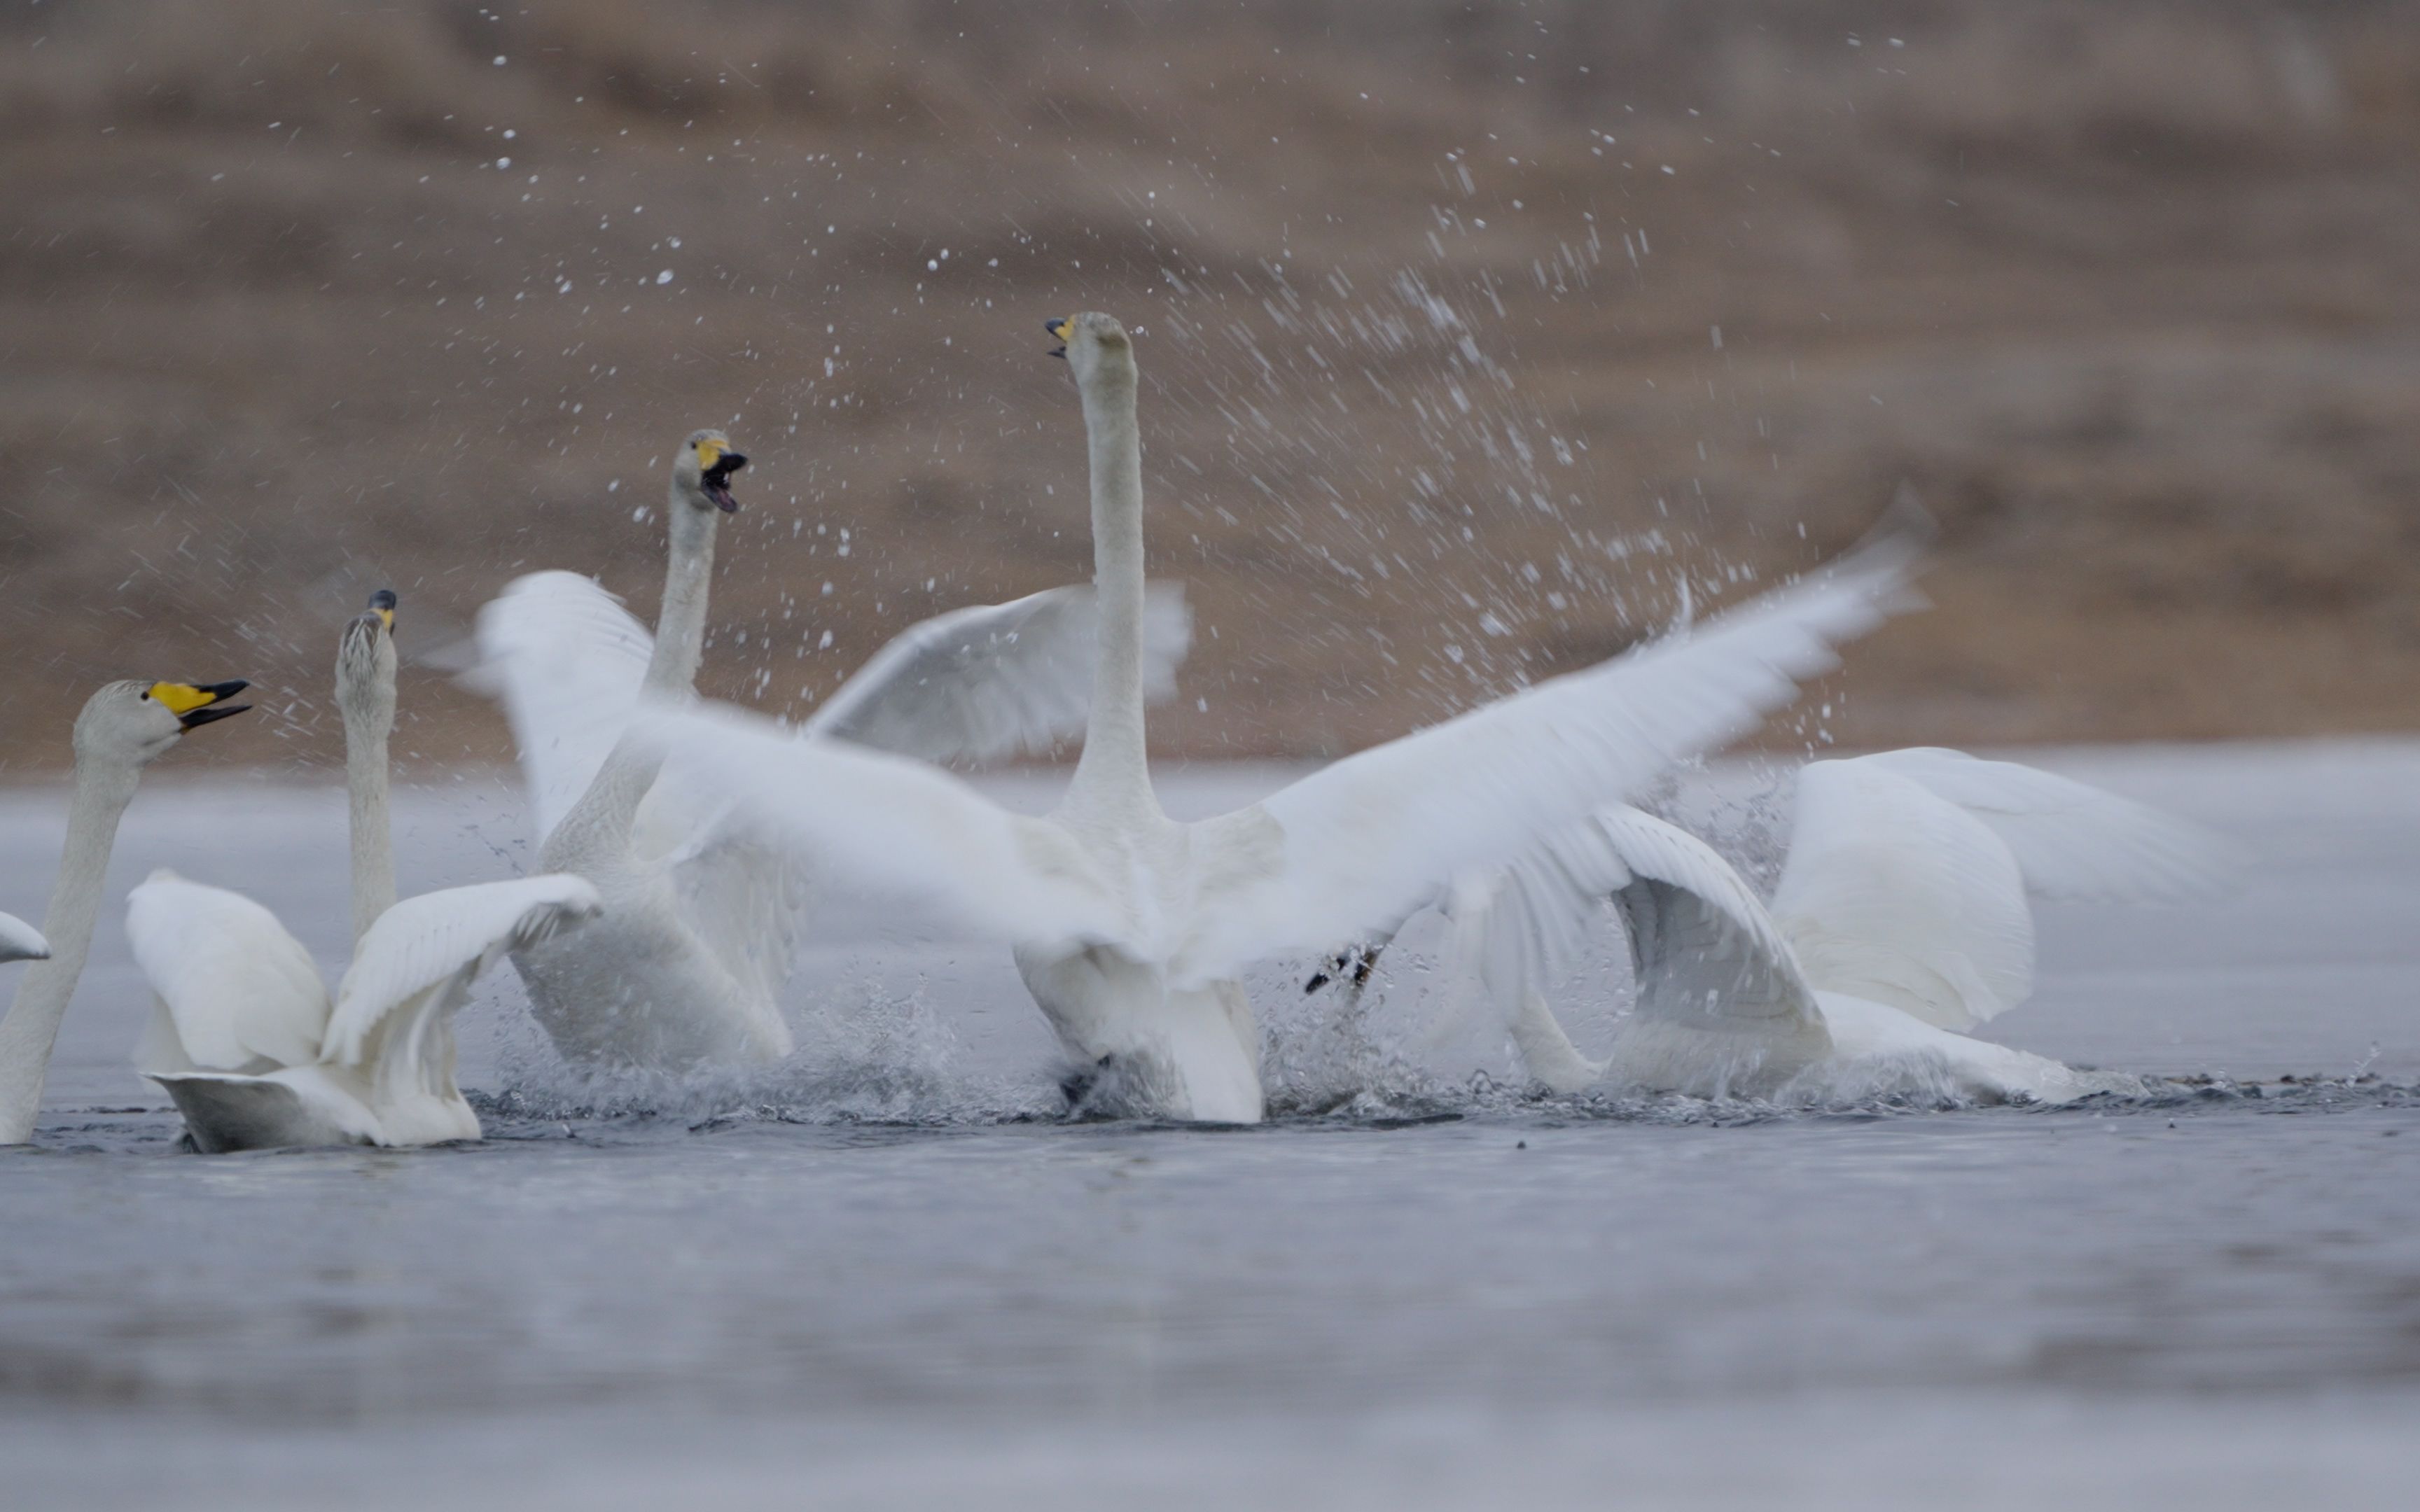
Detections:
465,571,655,847
323,874,602,1069
804,582,1190,764
637,701,1125,951
1176,528,1922,986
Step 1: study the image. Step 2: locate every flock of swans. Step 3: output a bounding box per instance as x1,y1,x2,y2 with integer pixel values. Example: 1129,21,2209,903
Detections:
0,310,2230,1152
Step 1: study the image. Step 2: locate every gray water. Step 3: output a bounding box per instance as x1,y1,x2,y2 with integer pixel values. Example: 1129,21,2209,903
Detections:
4,743,2416,1509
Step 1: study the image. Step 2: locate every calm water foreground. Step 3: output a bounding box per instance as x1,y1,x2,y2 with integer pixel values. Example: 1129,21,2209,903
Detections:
4,743,2416,1508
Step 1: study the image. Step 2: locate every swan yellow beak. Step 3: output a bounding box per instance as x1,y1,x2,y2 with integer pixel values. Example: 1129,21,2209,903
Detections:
151,680,253,730
370,588,396,631
1044,316,1071,358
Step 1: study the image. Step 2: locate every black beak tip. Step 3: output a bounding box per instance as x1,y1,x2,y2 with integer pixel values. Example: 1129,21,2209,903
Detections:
178,701,253,731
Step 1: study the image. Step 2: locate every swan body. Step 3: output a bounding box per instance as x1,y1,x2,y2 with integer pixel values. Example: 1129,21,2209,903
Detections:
1454,750,2233,1105
637,312,1924,1122
137,870,601,1151
470,429,1193,1075
1018,945,1263,1121
0,678,252,1144
130,592,602,1152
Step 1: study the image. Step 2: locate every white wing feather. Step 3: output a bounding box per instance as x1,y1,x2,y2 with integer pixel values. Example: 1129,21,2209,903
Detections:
322,874,602,1066
473,568,1190,994
471,572,1189,855
1771,750,2232,1030
642,531,1914,989
466,570,653,847
1590,808,1821,1028
1178,531,1919,983
625,584,1185,983
1770,759,2036,1030
1850,748,2239,901
1445,808,1823,1091
634,702,1123,949
665,826,814,1010
805,582,1192,763
0,910,46,963
1441,824,1646,1027
126,872,331,1073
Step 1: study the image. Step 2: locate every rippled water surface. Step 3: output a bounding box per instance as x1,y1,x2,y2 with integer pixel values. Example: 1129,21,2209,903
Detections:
5,745,2418,1509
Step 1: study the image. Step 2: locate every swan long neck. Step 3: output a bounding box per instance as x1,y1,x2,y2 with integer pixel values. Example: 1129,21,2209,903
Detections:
541,741,659,874
0,760,139,1143
1065,360,1153,813
339,635,398,944
543,493,715,872
647,493,718,699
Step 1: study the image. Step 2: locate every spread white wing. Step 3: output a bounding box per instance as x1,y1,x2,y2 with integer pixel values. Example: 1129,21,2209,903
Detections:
640,528,1917,987
472,569,1190,900
127,872,331,1074
1847,748,2239,901
467,570,655,848
658,823,816,1011
804,582,1191,763
633,701,1124,949
632,581,1186,984
1772,751,2230,1030
1176,528,1920,983
321,874,602,1069
0,911,46,963
1445,808,1824,1091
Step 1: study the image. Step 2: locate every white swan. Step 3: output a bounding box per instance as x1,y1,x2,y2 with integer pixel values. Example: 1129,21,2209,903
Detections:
133,592,602,1152
632,312,1924,1123
0,678,252,1145
1444,749,2234,1105
469,428,1191,1075
131,874,599,1149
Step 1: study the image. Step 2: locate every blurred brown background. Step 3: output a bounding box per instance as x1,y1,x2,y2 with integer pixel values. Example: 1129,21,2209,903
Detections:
1,0,2414,773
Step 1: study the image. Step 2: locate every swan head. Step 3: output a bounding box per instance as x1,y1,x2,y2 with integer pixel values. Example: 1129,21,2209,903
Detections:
342,590,396,652
75,679,251,768
338,590,399,718
673,429,747,514
1045,312,1134,388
